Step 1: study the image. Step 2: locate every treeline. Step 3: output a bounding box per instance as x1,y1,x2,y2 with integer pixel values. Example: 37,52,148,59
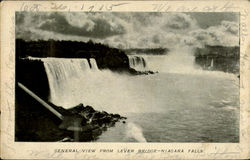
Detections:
194,45,239,58
16,39,129,70
123,48,168,55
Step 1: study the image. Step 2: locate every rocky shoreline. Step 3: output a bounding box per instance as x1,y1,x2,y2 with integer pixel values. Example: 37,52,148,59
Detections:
55,103,127,142
15,57,154,142
15,39,158,142
16,85,126,142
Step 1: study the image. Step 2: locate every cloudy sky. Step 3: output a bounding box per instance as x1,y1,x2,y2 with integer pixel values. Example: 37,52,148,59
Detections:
16,12,239,49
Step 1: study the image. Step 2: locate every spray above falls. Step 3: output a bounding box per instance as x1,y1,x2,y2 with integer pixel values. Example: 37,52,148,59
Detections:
127,47,202,74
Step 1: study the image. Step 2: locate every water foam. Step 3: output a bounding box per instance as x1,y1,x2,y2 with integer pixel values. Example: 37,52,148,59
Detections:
24,55,237,112
128,47,237,79
128,55,147,71
126,122,147,142
89,58,99,70
21,54,239,142
32,57,98,107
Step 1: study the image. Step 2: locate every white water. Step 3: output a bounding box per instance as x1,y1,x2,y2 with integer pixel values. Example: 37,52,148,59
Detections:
25,49,239,142
90,58,98,70
128,48,236,78
128,55,147,71
42,58,95,105
126,122,147,142
128,47,199,74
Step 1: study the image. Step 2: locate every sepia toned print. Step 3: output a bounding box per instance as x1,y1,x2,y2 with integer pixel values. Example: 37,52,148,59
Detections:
15,12,240,142
1,1,249,159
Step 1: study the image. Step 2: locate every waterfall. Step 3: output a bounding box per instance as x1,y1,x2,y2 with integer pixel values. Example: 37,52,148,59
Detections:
129,54,195,73
22,56,146,112
22,53,233,113
89,58,98,70
127,47,199,74
23,57,100,106
128,55,147,71
43,58,91,104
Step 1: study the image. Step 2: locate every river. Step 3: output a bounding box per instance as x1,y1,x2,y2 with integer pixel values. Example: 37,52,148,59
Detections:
35,50,239,142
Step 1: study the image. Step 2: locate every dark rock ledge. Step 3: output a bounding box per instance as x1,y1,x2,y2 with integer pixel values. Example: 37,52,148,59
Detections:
54,103,127,142
15,86,126,142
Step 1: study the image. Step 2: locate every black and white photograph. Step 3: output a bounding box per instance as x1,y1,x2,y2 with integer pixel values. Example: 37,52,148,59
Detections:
15,12,240,143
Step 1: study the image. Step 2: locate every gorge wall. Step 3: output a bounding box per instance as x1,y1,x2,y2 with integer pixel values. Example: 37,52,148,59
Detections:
194,45,240,74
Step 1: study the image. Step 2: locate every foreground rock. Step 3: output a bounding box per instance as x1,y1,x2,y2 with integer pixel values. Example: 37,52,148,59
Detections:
16,86,126,142
48,103,127,142
58,103,126,132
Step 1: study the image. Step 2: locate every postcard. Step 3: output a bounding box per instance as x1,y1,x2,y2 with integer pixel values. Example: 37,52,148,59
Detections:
1,0,250,159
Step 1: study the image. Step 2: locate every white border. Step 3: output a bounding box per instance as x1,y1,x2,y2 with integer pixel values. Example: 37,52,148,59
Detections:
1,1,250,159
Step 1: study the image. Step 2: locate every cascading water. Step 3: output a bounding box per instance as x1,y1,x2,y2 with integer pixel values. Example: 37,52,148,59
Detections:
22,48,239,142
127,47,227,75
38,57,148,142
38,58,97,106
128,55,147,71
89,58,99,70
127,47,198,73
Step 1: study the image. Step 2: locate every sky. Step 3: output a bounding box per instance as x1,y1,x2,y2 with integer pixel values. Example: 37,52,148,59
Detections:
16,12,239,49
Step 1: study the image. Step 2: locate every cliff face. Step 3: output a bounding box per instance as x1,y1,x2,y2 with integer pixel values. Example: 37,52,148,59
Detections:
16,39,132,99
15,39,128,142
16,59,49,100
194,45,240,74
16,39,129,71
